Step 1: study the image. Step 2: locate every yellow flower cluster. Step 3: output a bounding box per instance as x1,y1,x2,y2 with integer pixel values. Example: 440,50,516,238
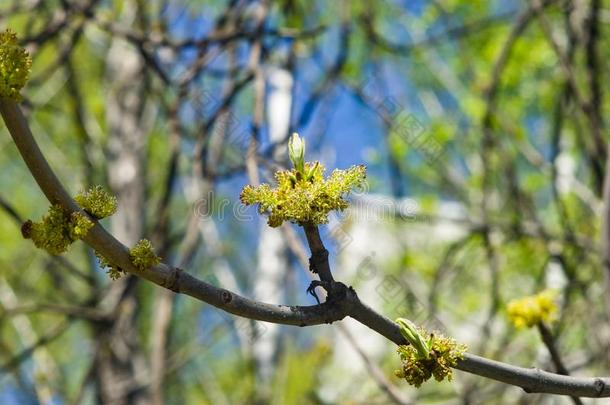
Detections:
95,250,123,280
22,186,115,256
506,289,558,328
22,205,93,255
74,185,117,219
129,239,161,271
240,162,366,227
96,239,161,280
0,29,31,101
394,319,467,388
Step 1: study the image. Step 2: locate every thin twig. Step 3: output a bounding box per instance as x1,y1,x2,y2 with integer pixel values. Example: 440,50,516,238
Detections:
537,322,584,405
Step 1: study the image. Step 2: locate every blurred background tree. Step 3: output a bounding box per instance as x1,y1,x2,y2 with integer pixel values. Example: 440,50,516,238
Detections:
0,0,608,404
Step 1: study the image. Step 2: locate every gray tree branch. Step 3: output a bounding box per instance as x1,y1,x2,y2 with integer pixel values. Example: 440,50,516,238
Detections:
2,99,610,398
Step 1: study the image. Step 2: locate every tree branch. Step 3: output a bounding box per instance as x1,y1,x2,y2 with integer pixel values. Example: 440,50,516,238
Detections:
303,223,334,283
2,98,610,398
537,322,583,405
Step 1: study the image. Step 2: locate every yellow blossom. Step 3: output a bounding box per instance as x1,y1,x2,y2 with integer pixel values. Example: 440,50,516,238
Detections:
22,205,93,255
74,185,118,219
241,132,366,228
241,162,366,227
0,29,32,101
95,250,123,280
506,289,558,328
22,185,116,256
129,239,161,271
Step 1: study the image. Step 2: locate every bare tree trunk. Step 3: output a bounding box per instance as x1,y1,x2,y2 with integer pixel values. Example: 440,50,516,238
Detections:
93,2,150,403
251,66,293,385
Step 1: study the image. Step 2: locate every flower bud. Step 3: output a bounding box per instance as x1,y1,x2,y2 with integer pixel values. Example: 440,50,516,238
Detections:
288,132,305,174
396,318,430,360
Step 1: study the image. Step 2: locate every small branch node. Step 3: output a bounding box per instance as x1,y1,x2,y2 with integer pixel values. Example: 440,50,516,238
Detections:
221,290,233,304
165,267,182,293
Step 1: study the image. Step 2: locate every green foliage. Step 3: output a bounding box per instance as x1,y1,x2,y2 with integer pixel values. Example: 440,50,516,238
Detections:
270,341,331,404
22,205,93,255
74,185,118,219
395,319,467,388
0,29,31,100
129,239,161,271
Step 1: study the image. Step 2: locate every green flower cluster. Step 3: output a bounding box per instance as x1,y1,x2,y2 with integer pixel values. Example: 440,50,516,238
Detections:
96,239,160,280
22,186,159,279
240,162,366,227
74,185,117,219
95,250,123,280
129,239,161,271
394,318,466,388
22,186,116,255
0,29,31,101
22,205,93,255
